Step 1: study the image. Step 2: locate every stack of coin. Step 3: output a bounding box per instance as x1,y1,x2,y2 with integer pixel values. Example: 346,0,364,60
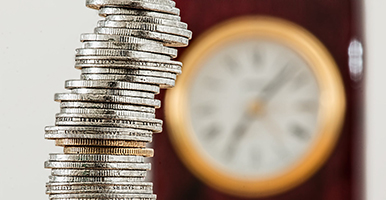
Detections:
44,0,191,199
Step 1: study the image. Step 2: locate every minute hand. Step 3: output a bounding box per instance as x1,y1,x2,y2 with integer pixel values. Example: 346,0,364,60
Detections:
259,64,295,102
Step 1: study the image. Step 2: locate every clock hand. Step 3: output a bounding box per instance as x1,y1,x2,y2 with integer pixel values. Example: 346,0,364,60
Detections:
224,99,266,161
225,113,254,161
259,63,296,102
224,64,296,161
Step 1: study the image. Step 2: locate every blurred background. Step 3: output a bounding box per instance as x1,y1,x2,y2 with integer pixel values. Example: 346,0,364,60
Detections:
0,0,384,199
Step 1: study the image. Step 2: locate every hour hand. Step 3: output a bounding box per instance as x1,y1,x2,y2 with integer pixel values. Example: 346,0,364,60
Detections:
224,114,253,161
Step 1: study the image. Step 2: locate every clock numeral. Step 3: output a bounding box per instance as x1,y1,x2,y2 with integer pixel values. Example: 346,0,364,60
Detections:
224,56,239,74
290,123,310,140
252,49,263,69
204,124,221,141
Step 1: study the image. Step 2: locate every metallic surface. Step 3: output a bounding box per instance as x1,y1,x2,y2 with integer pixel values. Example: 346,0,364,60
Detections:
43,0,191,199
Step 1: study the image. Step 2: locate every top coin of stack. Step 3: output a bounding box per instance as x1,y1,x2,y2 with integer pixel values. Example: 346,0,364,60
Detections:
44,0,191,199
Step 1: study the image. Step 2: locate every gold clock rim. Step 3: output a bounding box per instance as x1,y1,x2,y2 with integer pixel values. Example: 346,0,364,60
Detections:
165,16,346,198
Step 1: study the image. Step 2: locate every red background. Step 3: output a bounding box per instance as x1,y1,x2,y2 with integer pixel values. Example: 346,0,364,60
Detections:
154,0,365,199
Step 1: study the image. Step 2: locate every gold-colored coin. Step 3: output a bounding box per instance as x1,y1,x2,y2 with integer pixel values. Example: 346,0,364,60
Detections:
55,138,147,148
63,147,154,157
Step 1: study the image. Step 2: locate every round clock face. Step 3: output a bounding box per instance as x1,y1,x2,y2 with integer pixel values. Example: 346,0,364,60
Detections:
165,17,345,197
189,39,320,178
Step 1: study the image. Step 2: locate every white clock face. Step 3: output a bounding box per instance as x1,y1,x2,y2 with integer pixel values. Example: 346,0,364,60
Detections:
188,38,321,178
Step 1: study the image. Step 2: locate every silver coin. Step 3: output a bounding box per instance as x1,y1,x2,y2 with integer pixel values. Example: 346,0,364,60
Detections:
49,193,156,200
60,108,155,119
47,181,152,186
50,198,155,200
75,58,182,74
51,169,147,177
99,8,181,21
49,154,145,163
75,56,182,66
88,0,177,9
95,27,188,47
64,80,160,94
63,146,154,157
86,0,179,15
55,114,163,132
98,20,192,39
82,41,177,58
46,182,153,194
71,88,155,99
75,48,171,61
81,68,177,79
60,102,155,113
54,93,161,108
48,176,145,183
50,198,152,200
80,74,175,88
55,113,162,124
54,138,148,148
45,126,153,141
45,161,151,170
47,187,151,195
75,55,172,62
80,33,160,45
45,133,152,141
106,15,188,29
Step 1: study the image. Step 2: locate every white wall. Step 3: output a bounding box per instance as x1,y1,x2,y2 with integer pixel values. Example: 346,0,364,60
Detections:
0,0,383,199
365,1,386,200
0,1,100,199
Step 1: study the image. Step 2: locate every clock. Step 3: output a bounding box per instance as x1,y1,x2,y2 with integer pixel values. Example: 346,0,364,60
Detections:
153,1,364,200
165,17,346,197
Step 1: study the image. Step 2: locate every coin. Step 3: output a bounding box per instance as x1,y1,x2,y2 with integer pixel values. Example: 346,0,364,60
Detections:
95,27,189,47
45,161,151,170
49,154,145,163
81,67,177,79
63,147,154,157
47,181,153,186
71,88,155,99
88,0,177,9
54,93,161,108
75,48,171,61
82,41,177,58
75,58,182,74
81,33,160,45
60,102,156,113
64,80,160,94
106,15,187,29
86,0,179,15
80,74,175,88
55,138,147,148
55,113,163,133
75,56,182,66
48,176,145,183
46,182,153,194
97,20,192,39
99,7,181,21
60,108,156,118
51,169,147,177
49,193,156,200
45,126,153,141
